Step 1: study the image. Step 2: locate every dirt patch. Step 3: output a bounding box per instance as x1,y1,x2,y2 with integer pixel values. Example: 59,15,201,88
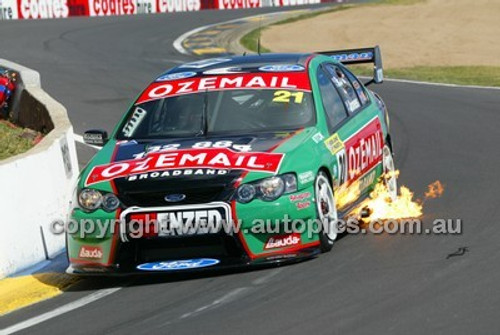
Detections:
261,0,500,68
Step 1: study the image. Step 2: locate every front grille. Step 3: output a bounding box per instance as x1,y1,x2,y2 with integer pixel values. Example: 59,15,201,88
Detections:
120,187,227,207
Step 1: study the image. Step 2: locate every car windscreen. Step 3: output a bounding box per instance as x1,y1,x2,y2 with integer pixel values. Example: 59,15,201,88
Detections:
116,72,314,139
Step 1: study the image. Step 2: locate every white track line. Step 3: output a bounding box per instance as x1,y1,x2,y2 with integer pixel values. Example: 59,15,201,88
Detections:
172,9,310,55
383,77,500,90
358,75,500,90
0,287,122,335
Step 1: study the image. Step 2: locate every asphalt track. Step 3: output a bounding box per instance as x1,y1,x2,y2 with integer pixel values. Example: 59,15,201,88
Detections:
1,6,500,335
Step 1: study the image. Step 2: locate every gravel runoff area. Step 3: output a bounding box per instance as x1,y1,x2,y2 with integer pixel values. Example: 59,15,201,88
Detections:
261,0,500,69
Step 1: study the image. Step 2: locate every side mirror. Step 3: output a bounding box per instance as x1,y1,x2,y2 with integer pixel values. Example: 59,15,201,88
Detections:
83,129,108,147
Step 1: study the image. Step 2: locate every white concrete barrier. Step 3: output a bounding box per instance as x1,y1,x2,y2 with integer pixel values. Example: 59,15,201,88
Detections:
0,59,78,278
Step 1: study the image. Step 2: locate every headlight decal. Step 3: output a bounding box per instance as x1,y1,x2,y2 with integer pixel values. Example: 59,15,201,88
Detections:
235,173,297,203
77,189,121,212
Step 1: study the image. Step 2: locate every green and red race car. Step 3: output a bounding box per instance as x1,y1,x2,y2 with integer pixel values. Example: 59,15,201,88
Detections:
67,47,398,274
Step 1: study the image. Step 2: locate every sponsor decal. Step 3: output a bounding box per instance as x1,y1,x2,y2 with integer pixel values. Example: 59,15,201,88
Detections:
295,201,310,210
121,202,231,241
18,0,68,19
330,52,373,63
259,64,304,72
324,133,344,155
137,258,220,271
89,0,135,16
155,71,197,82
127,168,228,181
67,0,89,16
345,117,383,181
289,191,311,202
358,169,376,191
264,233,301,250
336,117,384,185
218,0,260,9
156,0,200,13
156,207,225,236
0,0,18,19
179,58,231,69
78,246,103,259
348,99,361,112
164,193,186,202
265,253,297,261
203,67,243,75
312,132,324,143
275,0,320,5
136,72,311,104
122,107,146,137
136,0,154,13
132,141,253,159
85,148,284,185
298,171,314,185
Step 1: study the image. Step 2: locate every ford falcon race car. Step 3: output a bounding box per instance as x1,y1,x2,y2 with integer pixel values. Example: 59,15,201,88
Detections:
67,47,398,274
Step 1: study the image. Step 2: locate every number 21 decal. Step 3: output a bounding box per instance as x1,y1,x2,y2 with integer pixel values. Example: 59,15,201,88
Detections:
272,90,304,104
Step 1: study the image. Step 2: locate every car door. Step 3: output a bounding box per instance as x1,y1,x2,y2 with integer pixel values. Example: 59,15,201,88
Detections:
319,62,385,207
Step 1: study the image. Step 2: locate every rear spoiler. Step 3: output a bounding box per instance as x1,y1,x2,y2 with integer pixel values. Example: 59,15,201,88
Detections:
318,46,383,86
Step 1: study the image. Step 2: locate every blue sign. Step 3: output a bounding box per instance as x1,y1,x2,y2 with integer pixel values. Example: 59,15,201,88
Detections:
259,64,304,72
156,71,197,82
137,258,220,271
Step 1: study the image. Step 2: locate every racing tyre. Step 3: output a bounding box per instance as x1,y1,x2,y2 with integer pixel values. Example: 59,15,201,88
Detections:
382,144,398,202
315,171,338,253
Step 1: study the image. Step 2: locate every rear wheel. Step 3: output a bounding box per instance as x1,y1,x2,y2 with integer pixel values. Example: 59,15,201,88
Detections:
314,172,338,253
382,144,398,202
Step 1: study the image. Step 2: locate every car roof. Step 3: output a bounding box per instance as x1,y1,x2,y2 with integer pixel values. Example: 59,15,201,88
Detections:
162,53,314,77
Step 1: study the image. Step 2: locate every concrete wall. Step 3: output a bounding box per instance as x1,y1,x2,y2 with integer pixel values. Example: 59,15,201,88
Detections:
0,59,78,278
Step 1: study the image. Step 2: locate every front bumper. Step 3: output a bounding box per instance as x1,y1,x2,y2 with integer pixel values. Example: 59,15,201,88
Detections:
67,186,320,275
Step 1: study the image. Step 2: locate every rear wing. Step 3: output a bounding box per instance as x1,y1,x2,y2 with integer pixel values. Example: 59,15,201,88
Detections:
317,46,383,86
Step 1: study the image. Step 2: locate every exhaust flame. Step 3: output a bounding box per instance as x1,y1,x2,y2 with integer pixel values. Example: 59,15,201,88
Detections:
363,183,423,221
355,171,444,221
424,180,444,199
336,181,361,209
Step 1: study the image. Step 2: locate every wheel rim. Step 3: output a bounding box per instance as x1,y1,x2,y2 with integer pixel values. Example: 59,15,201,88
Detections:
315,175,338,242
382,146,398,202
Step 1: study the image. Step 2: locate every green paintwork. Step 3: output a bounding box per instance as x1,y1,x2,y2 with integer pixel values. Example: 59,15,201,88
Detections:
68,54,391,267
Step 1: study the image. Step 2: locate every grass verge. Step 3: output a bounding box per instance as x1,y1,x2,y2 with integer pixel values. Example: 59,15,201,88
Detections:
351,65,500,87
240,27,271,53
0,121,36,160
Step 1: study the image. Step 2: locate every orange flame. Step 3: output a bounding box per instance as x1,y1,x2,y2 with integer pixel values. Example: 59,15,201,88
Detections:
354,172,444,221
336,180,361,209
424,180,444,199
363,182,423,221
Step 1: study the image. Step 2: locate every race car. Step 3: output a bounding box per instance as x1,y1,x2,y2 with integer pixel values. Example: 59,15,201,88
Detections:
67,46,398,274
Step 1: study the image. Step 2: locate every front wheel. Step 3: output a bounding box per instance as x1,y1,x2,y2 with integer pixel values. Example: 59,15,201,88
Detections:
314,172,338,253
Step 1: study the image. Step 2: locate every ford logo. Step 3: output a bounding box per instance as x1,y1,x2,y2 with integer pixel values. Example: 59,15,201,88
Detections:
137,258,220,271
164,194,186,202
